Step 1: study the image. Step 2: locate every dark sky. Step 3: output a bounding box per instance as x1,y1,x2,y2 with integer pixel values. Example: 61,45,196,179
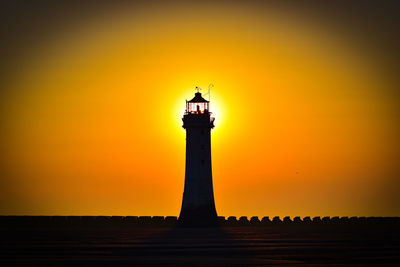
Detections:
1,0,400,79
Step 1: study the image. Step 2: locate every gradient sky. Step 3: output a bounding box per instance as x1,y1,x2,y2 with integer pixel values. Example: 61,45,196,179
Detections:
1,0,399,217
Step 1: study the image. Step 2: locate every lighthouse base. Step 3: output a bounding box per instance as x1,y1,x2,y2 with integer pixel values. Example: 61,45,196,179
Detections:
178,204,218,227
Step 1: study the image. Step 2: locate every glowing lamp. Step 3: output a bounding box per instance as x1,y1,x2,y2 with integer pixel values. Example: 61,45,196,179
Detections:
186,92,209,114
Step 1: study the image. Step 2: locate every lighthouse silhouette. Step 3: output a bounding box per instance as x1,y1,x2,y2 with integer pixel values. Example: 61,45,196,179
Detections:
178,88,218,226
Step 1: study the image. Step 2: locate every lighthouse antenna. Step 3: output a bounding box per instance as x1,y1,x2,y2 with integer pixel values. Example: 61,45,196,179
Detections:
208,83,213,101
203,83,213,102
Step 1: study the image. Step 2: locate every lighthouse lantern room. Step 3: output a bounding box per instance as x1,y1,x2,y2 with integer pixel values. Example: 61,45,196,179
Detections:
186,92,209,114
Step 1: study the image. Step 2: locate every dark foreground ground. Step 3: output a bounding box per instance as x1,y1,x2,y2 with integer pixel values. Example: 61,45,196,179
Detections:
1,217,400,266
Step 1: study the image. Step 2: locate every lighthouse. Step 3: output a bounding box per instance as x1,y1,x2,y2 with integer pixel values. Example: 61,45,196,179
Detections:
178,89,218,226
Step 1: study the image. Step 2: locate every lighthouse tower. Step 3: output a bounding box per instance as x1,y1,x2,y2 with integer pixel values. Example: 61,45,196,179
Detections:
178,89,218,226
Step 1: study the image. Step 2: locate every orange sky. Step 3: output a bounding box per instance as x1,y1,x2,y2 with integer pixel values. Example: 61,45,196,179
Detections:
1,1,399,217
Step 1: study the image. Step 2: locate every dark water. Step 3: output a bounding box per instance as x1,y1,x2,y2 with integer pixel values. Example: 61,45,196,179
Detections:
1,226,400,266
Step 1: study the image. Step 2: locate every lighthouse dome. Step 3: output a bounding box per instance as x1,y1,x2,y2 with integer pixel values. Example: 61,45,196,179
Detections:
188,92,209,103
